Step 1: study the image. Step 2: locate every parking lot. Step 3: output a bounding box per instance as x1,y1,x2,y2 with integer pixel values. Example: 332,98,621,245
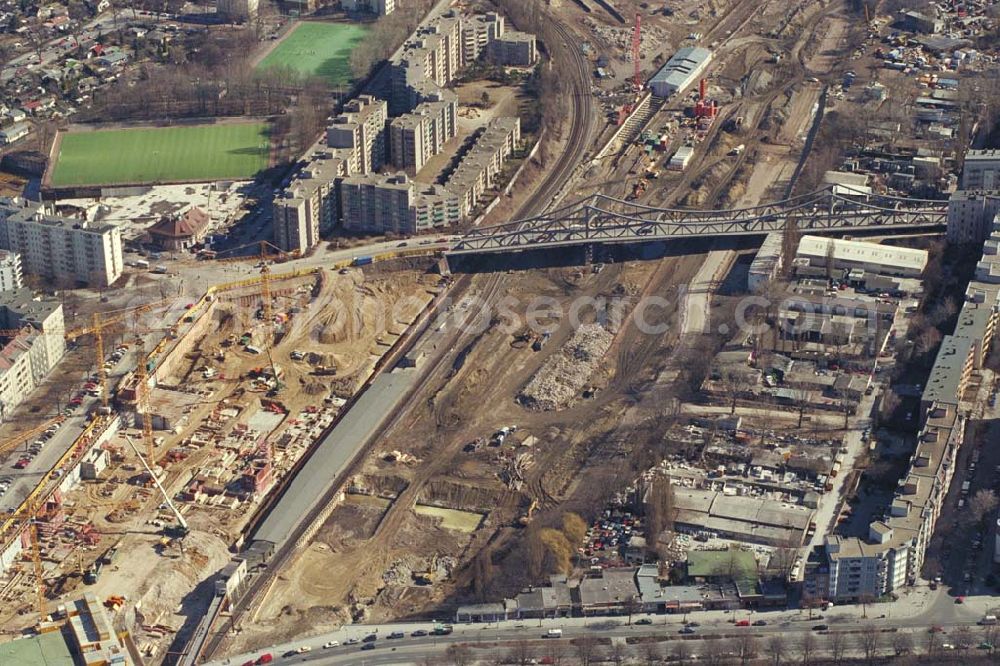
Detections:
0,346,139,515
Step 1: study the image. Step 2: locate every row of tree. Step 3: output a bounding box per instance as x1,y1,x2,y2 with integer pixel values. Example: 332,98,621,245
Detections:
433,621,1000,665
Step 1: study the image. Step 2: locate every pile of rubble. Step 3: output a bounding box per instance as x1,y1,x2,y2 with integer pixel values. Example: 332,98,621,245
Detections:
519,324,614,411
583,17,671,63
498,450,535,490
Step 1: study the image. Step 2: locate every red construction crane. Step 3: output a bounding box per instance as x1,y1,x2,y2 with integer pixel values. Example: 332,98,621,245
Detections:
632,13,642,90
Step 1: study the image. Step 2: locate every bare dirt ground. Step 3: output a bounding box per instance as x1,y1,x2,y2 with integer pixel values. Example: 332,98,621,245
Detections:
218,0,868,655
228,249,708,650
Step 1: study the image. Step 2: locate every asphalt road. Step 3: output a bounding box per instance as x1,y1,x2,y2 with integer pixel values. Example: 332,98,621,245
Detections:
209,584,1000,666
0,346,140,515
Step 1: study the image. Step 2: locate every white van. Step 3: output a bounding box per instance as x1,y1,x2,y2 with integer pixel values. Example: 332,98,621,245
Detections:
980,615,998,625
546,629,562,638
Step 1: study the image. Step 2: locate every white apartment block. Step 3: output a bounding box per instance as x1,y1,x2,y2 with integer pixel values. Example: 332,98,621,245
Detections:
389,90,458,172
961,149,1000,190
217,0,258,21
388,13,463,114
326,95,388,175
0,197,123,287
947,189,1000,244
461,12,504,64
342,0,394,15
0,251,23,293
273,151,348,253
819,403,963,602
0,288,66,420
340,173,461,235
444,117,521,216
490,31,538,67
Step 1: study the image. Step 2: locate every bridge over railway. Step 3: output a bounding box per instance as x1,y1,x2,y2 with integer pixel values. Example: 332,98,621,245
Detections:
447,187,949,256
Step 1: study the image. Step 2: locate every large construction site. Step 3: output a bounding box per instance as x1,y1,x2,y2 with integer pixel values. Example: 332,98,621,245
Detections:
0,0,988,661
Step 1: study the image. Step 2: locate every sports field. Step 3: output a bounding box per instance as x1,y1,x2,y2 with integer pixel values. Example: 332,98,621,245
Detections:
48,121,271,187
256,21,369,87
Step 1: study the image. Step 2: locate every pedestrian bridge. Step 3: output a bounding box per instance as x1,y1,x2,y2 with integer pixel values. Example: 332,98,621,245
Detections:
447,187,948,256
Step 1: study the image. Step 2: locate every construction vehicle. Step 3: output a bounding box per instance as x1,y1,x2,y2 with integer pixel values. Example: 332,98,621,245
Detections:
123,434,189,538
413,554,437,585
517,499,538,527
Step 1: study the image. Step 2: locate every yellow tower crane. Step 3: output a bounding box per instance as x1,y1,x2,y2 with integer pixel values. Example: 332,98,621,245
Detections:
62,297,175,409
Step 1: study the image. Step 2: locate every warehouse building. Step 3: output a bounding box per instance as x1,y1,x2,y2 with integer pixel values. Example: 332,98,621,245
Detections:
0,197,123,287
672,487,816,547
795,235,928,278
648,47,713,98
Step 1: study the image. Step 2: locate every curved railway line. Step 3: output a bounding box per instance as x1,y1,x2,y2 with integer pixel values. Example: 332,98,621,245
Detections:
196,13,597,665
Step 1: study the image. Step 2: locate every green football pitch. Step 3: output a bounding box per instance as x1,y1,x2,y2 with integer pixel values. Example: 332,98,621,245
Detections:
256,21,369,87
49,122,271,186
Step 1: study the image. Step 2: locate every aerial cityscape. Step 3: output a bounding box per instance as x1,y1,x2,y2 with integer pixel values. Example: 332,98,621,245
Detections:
0,0,998,664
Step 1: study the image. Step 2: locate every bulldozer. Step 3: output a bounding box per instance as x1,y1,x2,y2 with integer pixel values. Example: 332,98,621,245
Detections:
413,554,437,586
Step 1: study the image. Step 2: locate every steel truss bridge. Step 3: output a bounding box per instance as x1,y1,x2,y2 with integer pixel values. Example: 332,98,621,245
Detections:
447,187,948,256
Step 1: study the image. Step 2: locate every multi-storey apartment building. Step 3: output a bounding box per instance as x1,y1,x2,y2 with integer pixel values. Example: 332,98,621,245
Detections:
326,95,388,175
342,0,394,15
273,153,348,253
946,190,1000,244
389,90,458,172
461,12,504,63
816,401,964,601
961,149,1000,190
444,117,521,215
217,0,258,21
387,13,463,114
0,197,123,287
0,251,22,293
340,173,460,235
490,30,538,66
0,288,65,420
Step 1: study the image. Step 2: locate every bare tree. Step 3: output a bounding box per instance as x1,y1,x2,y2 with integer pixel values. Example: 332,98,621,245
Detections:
827,631,846,664
766,634,787,665
892,631,913,656
507,639,536,666
797,632,816,665
969,489,999,527
640,640,662,665
857,624,880,663
609,641,628,666
644,477,675,546
671,639,693,665
954,625,973,651
924,628,941,657
575,635,600,666
736,634,759,665
545,642,570,665
702,636,728,666
719,370,754,414
445,643,474,666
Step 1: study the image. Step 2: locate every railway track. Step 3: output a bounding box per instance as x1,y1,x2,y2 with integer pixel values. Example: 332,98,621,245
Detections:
197,14,596,665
